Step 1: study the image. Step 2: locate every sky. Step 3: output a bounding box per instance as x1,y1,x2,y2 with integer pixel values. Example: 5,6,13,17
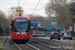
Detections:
0,0,48,17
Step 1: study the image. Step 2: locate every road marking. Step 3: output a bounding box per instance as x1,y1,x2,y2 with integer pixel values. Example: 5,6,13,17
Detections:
27,43,40,50
15,43,22,50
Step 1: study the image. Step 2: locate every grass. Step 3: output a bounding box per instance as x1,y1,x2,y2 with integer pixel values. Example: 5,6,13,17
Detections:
72,36,75,38
0,38,4,40
58,42,70,45
10,44,18,50
0,38,7,50
10,40,18,50
11,47,17,50
0,47,5,50
70,42,75,46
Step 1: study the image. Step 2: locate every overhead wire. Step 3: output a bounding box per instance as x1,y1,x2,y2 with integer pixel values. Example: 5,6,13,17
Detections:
36,6,45,10
34,6,45,14
22,0,28,15
22,0,28,6
31,0,41,14
18,0,20,6
18,0,41,15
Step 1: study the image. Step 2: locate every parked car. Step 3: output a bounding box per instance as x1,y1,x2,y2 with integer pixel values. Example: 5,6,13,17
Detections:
41,34,45,37
37,31,45,37
50,31,60,40
63,32,72,40
48,34,51,37
37,33,42,37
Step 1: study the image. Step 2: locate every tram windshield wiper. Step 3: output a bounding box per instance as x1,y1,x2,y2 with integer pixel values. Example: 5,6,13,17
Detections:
15,27,22,34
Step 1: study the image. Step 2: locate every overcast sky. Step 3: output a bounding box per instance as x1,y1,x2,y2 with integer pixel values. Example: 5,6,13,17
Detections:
0,0,48,17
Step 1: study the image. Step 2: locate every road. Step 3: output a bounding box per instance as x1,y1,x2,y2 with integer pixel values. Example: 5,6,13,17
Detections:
37,37,75,43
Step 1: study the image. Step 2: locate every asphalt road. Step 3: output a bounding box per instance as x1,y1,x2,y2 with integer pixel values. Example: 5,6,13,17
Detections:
37,37,75,43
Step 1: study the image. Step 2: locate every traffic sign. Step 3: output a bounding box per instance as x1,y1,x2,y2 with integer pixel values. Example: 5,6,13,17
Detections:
60,27,63,31
31,23,38,27
49,27,55,31
69,26,72,31
52,20,57,24
47,26,55,31
56,28,58,31
47,27,49,31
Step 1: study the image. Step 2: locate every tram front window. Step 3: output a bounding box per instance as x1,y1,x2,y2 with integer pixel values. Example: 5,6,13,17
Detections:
15,19,28,32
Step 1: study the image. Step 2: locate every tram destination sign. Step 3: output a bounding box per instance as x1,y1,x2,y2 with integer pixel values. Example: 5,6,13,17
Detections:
15,19,28,22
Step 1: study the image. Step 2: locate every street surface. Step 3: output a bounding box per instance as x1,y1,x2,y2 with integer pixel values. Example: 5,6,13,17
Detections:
37,37,75,43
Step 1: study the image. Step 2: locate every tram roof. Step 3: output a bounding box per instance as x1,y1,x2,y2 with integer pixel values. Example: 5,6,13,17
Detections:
12,17,30,21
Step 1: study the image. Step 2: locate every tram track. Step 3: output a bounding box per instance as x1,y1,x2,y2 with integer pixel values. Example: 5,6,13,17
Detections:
10,37,74,50
28,38,57,50
10,39,39,50
28,37,74,50
14,43,40,50
15,43,22,50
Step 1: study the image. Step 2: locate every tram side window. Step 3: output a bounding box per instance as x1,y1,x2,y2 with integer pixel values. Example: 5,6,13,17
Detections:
27,21,31,32
10,23,12,31
11,21,14,31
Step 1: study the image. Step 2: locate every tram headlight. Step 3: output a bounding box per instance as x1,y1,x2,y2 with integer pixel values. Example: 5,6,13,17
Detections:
25,32,28,36
25,34,27,36
15,33,17,36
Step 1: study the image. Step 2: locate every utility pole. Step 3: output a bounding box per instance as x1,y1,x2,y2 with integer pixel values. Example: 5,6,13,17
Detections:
16,6,23,16
73,18,75,32
17,0,23,16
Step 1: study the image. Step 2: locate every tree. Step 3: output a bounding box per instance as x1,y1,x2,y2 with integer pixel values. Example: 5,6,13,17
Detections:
0,27,3,35
56,5,73,29
29,15,49,26
8,6,23,24
69,2,75,16
45,0,73,29
0,11,9,28
0,11,10,35
45,0,68,27
45,0,67,17
8,6,23,17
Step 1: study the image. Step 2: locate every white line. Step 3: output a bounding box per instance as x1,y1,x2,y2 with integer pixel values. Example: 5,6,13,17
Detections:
27,43,40,50
15,43,22,50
